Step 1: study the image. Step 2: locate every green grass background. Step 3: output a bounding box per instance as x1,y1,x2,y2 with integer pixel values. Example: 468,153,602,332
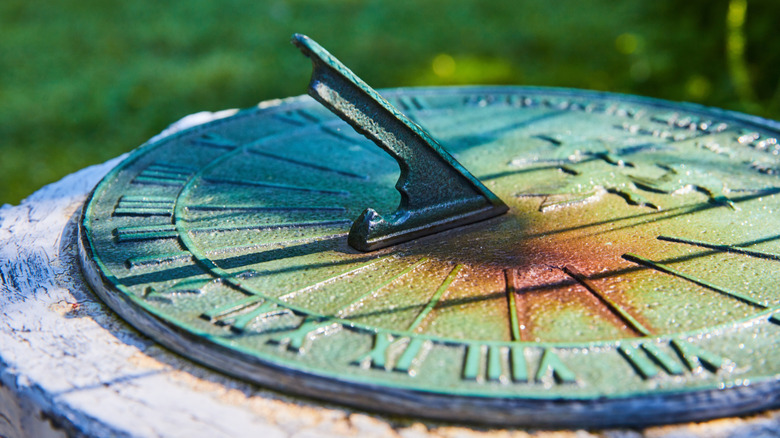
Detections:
2,0,779,204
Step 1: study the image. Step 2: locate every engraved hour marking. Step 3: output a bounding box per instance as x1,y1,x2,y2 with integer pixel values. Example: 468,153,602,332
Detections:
620,339,729,379
335,258,428,317
273,108,322,126
114,219,351,242
202,258,388,332
405,264,462,331
563,265,653,336
277,257,390,300
133,162,197,186
769,312,780,325
505,269,525,341
247,147,368,180
658,235,780,261
114,195,175,217
623,253,769,308
192,133,239,150
202,176,350,196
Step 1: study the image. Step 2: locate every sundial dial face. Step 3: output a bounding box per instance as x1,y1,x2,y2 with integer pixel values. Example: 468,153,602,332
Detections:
78,36,780,428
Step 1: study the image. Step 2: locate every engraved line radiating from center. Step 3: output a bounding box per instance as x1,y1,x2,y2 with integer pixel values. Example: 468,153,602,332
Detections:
563,265,653,337
277,257,391,301
658,235,780,261
247,148,369,180
504,268,525,342
623,253,769,308
406,264,462,332
202,176,350,196
335,258,428,318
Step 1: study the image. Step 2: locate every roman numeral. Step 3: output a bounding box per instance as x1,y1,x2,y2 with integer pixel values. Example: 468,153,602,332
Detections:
269,317,341,353
113,195,175,217
463,94,520,107
132,162,197,187
619,339,728,379
535,348,577,384
393,96,426,112
273,108,322,126
191,133,239,150
462,344,527,383
354,332,429,375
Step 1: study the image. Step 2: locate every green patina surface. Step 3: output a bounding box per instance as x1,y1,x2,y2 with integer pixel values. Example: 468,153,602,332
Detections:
81,85,780,411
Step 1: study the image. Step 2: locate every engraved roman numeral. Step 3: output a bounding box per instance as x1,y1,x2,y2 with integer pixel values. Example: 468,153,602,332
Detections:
393,96,426,112
114,224,178,242
269,317,341,353
463,94,520,107
619,339,727,379
114,195,176,217
535,348,577,384
273,108,322,126
191,133,239,150
132,162,197,187
115,219,352,243
354,332,429,374
462,344,527,383
770,312,780,325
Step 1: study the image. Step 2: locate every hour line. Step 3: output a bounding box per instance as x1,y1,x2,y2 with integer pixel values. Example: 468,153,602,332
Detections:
623,253,769,308
335,258,428,318
203,176,350,196
247,148,369,180
563,265,653,337
278,256,391,301
658,235,780,261
406,264,463,332
504,269,524,341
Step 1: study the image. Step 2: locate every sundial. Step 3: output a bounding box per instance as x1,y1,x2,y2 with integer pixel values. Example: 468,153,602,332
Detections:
76,34,780,428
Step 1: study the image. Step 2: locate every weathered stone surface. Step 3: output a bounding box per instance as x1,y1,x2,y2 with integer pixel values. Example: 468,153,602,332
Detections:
1,112,778,438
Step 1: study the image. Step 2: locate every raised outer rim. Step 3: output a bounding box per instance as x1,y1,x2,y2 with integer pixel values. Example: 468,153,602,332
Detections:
78,86,780,428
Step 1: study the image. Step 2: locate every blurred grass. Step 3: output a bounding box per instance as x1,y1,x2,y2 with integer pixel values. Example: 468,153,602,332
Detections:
1,0,779,204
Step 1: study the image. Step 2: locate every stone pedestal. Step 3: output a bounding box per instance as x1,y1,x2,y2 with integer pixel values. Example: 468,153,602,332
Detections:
1,113,778,438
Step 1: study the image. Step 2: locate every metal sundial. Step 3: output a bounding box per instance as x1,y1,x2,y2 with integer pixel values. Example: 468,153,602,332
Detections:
79,34,780,428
